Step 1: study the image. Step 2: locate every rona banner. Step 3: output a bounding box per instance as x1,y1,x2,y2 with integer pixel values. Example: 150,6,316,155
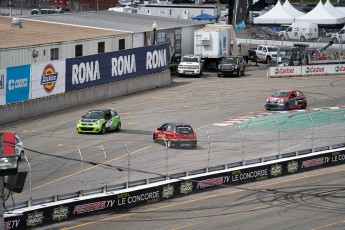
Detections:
65,43,170,91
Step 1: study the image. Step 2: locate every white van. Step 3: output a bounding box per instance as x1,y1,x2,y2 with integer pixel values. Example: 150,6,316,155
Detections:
284,22,318,42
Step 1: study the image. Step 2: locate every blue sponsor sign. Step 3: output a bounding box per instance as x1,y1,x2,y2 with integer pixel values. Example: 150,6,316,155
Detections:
6,65,30,104
66,43,170,91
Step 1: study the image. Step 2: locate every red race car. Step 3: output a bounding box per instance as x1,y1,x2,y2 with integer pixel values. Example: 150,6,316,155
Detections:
153,122,197,149
265,90,307,111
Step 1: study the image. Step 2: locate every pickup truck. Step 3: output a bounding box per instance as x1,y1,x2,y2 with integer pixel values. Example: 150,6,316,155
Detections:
330,26,345,43
177,55,203,77
255,45,278,64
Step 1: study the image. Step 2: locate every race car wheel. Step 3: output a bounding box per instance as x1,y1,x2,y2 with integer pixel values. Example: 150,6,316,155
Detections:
284,103,289,111
153,134,158,143
20,151,24,160
101,125,106,134
116,122,121,131
167,140,172,148
301,101,307,109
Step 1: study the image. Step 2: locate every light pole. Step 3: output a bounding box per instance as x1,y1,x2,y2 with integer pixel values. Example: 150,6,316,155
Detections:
152,21,157,45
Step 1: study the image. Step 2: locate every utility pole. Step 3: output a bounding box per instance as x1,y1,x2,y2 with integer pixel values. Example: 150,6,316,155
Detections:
228,0,234,25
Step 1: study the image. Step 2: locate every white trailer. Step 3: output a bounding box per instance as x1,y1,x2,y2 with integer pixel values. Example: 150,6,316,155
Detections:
194,24,240,69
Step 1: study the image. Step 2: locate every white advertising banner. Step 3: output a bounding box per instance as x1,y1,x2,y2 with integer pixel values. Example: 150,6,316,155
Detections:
31,60,66,99
326,64,345,74
269,66,301,77
0,68,6,106
301,65,327,76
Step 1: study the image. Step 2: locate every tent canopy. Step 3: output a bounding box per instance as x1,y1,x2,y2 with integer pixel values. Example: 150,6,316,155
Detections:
192,13,217,22
283,0,305,17
296,0,342,24
254,1,296,24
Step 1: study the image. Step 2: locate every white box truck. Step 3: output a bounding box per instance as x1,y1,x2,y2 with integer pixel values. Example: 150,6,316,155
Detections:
194,24,243,69
284,22,318,42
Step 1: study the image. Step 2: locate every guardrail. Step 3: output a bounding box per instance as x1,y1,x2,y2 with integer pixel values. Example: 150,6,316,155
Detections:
4,143,345,229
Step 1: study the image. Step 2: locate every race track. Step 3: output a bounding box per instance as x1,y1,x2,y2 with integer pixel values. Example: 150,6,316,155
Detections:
2,62,345,208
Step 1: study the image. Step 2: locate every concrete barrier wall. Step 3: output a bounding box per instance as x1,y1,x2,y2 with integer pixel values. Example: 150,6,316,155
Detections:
0,70,171,126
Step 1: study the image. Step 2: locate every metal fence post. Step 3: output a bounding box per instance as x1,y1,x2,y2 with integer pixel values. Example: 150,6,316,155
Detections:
205,131,210,172
100,145,107,192
239,125,245,165
163,138,169,179
275,119,281,157
125,143,130,188
24,155,32,206
77,148,84,196
308,114,314,151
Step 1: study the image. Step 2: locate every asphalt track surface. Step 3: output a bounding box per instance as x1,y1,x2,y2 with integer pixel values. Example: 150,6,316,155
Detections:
2,61,345,228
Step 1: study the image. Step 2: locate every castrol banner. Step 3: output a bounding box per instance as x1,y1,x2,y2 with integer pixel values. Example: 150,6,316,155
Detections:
301,65,327,76
269,66,301,77
268,64,344,77
326,64,345,74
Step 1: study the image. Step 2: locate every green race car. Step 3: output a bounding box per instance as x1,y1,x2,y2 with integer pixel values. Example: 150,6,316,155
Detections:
76,108,121,134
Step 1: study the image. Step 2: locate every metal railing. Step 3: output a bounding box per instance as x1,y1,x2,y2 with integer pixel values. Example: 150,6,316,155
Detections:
6,108,345,210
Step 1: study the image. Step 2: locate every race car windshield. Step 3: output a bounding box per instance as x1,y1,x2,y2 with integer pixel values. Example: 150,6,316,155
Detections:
176,126,193,134
221,58,237,64
273,91,289,98
85,111,104,119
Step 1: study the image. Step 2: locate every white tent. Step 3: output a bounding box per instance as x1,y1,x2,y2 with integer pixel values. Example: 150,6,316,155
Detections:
282,0,304,18
323,0,345,24
254,1,296,24
296,0,342,24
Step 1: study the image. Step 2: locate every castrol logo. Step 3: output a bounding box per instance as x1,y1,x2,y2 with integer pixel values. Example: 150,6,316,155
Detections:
274,68,295,75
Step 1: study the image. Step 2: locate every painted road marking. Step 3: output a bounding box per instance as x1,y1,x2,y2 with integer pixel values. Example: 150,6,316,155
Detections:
214,106,345,127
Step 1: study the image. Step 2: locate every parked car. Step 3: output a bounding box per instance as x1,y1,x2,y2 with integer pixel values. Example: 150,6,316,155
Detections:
217,55,246,77
153,122,197,149
76,108,121,134
265,90,307,111
248,26,279,40
302,3,316,12
14,135,24,160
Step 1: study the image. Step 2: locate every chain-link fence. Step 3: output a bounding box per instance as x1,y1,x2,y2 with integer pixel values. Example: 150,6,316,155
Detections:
7,108,345,210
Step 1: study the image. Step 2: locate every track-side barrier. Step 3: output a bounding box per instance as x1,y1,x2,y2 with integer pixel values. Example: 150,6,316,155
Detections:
4,143,345,229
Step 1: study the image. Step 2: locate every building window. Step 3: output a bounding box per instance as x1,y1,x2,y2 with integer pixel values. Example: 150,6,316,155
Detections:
119,39,125,50
75,44,83,57
50,48,59,60
98,42,105,53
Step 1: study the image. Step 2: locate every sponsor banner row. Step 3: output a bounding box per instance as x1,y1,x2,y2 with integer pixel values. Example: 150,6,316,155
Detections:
5,148,345,229
0,44,170,106
269,64,345,77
